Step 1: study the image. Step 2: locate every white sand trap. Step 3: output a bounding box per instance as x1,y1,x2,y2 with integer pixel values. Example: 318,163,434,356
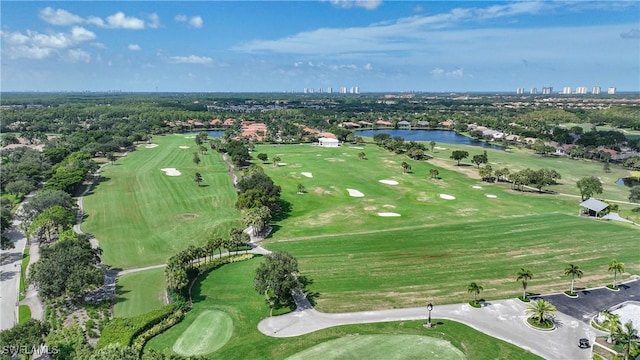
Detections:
179,146,190,149
301,172,313,178
434,146,447,150
379,179,399,185
378,212,401,217
439,194,456,200
161,168,182,176
184,136,195,139
472,185,482,189
351,146,364,149
347,189,364,197
145,144,159,148
383,204,396,209
486,194,498,198
278,162,287,166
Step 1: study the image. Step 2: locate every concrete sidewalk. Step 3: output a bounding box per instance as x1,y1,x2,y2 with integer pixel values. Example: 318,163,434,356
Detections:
258,298,599,360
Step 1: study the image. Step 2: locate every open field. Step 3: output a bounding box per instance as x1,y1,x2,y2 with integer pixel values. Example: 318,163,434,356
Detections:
81,135,243,269
145,259,540,360
113,268,166,318
252,143,639,311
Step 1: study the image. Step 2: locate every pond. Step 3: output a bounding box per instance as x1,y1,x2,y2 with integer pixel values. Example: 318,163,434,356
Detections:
355,129,505,150
616,177,640,188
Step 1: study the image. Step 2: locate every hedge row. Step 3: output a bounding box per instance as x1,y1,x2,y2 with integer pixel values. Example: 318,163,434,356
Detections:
96,302,186,350
131,307,185,356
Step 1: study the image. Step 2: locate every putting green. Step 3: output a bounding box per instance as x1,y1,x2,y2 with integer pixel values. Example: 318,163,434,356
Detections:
286,334,465,360
172,310,233,356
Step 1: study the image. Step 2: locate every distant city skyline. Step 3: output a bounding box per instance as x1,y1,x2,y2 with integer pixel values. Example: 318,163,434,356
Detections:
1,1,639,93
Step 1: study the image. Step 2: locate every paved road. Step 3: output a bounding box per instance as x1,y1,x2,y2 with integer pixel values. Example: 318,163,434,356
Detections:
539,279,640,323
19,242,44,322
0,220,27,330
258,298,599,360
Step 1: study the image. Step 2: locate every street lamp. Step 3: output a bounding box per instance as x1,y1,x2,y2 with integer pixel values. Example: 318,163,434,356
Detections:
424,303,434,328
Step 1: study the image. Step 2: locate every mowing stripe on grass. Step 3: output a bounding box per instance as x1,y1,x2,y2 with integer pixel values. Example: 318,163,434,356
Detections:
172,310,233,356
286,334,465,360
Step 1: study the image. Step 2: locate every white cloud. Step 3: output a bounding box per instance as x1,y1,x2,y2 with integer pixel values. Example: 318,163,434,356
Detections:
431,67,464,78
1,27,95,60
168,55,213,64
147,13,161,29
364,63,373,71
39,7,84,26
176,14,204,28
128,44,142,51
65,49,91,63
103,12,146,29
189,16,204,29
328,0,383,10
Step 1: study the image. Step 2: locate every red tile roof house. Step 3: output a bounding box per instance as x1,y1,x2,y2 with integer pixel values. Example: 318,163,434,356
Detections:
375,120,393,127
223,118,236,127
240,121,268,141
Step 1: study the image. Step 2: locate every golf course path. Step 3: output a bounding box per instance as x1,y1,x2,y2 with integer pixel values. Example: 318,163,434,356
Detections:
258,298,597,360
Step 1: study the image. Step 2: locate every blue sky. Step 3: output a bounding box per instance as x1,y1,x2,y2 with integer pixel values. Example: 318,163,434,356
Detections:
1,1,639,93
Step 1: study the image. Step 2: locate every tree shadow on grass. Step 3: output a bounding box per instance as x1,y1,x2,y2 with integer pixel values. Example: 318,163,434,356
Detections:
272,199,292,222
113,283,130,307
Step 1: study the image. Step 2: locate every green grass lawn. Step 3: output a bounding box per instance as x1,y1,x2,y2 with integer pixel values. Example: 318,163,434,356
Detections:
113,268,166,318
172,310,233,356
145,259,540,360
19,248,29,301
250,143,639,311
81,135,243,269
18,305,31,323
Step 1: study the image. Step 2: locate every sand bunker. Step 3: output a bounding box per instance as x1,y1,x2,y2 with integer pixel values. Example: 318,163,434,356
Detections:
379,179,399,185
472,185,482,189
378,212,401,217
301,172,313,178
486,194,497,198
178,146,190,149
434,146,447,150
383,204,396,209
184,136,195,139
439,194,456,200
351,146,364,149
161,168,182,176
145,144,159,148
347,189,364,197
278,162,287,166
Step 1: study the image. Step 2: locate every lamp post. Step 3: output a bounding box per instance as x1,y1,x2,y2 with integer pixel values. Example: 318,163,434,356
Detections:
424,303,434,328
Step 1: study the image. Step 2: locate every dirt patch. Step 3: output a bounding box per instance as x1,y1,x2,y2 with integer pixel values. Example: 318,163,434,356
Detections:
178,213,198,221
431,158,481,179
455,208,478,216
364,206,377,211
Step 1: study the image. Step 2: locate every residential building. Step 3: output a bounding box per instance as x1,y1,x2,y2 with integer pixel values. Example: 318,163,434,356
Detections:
562,87,572,94
576,87,587,94
608,87,616,95
542,87,553,94
516,88,525,94
592,86,601,95
530,88,538,94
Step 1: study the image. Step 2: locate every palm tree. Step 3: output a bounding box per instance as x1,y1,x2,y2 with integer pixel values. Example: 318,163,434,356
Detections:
516,268,534,300
564,263,583,294
193,152,201,166
614,321,640,360
608,259,625,288
297,183,305,194
358,152,366,160
272,156,281,167
428,169,439,179
401,161,411,174
525,299,557,326
601,310,622,343
429,141,436,152
212,237,224,258
467,282,483,305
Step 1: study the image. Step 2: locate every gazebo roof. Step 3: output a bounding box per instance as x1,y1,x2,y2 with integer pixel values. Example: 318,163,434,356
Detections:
579,198,609,212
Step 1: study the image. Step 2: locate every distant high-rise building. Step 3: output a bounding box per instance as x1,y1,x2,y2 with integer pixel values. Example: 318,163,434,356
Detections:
542,87,553,95
318,87,323,93
516,88,525,94
592,86,601,95
354,86,359,94
327,87,332,94
576,87,587,95
608,87,616,95
303,87,308,93
530,88,538,94
340,86,347,94
562,87,572,95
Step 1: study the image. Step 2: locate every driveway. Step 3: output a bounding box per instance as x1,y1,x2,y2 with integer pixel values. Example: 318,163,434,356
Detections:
258,297,596,360
539,279,640,323
0,222,27,330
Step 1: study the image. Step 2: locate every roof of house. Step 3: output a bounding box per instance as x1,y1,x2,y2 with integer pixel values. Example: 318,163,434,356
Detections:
579,197,609,212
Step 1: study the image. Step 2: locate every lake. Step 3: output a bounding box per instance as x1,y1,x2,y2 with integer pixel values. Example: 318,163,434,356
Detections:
355,129,505,150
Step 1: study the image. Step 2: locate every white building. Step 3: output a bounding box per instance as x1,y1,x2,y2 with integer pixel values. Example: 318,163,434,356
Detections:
562,87,572,94
576,87,587,94
542,87,553,94
608,87,617,95
327,87,332,94
592,86,601,95
318,137,340,147
516,88,525,94
530,88,538,94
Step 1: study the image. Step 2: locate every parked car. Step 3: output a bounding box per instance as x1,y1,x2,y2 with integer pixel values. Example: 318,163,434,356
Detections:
578,338,590,349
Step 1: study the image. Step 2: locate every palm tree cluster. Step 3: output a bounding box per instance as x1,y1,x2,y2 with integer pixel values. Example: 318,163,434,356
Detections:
165,228,250,291
525,300,557,327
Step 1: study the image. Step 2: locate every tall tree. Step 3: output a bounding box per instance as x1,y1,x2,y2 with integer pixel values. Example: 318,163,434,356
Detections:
629,186,640,204
614,321,640,360
0,319,50,358
428,169,439,179
608,259,625,288
257,153,268,163
358,152,366,160
193,172,203,186
254,251,302,313
564,263,583,294
450,150,469,166
401,161,412,174
576,176,603,200
472,152,488,168
467,282,483,305
429,141,436,152
525,300,557,326
192,152,201,166
297,183,305,194
272,156,281,167
516,268,534,300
